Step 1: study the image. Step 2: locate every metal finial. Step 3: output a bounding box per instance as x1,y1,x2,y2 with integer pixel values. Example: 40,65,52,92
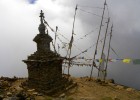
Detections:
39,10,44,24
38,10,46,34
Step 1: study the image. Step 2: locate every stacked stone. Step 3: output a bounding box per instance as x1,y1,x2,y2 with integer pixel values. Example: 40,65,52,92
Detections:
23,10,72,95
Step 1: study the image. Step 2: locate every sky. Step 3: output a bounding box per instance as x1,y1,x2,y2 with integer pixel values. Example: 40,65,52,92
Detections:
0,0,140,90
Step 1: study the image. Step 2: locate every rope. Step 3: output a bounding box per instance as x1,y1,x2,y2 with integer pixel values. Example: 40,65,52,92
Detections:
75,27,99,42
71,34,110,59
78,5,103,9
78,8,108,19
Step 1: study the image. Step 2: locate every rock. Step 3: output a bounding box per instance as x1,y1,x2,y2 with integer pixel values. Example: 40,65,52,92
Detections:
107,79,115,83
27,89,35,92
16,86,23,92
126,88,134,92
32,92,38,96
7,92,12,96
9,97,19,100
116,85,124,90
26,98,30,100
108,83,116,86
95,78,101,82
16,91,26,99
3,97,19,100
1,81,10,88
0,95,4,100
3,98,9,100
37,93,43,96
35,96,46,100
114,96,120,100
29,96,35,100
59,93,65,98
9,87,16,93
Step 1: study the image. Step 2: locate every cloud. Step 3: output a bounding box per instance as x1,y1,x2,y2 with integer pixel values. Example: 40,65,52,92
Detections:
0,0,140,90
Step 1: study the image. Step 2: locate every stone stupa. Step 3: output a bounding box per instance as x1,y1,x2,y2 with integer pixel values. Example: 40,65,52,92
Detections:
23,10,72,95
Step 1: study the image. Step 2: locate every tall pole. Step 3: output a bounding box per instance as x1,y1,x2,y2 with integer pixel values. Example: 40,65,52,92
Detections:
98,17,110,78
68,5,78,76
104,24,113,80
90,0,107,80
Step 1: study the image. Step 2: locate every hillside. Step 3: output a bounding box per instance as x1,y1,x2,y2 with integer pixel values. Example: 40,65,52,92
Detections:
0,77,140,100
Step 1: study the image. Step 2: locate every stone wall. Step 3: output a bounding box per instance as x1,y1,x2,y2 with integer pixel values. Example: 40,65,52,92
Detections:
23,50,72,94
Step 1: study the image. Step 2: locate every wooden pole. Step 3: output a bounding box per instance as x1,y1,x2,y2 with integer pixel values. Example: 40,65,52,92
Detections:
97,17,110,78
68,5,78,76
104,24,113,80
90,0,107,80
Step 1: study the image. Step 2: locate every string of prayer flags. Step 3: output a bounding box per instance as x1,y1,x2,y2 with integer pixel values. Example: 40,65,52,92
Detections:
133,59,140,65
67,57,140,65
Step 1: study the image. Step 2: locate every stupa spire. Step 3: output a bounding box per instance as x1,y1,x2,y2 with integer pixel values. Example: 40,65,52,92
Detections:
38,10,46,34
39,10,44,24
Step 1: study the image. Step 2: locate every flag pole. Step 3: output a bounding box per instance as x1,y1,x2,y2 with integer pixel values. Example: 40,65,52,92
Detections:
104,24,113,81
97,17,110,78
67,5,78,76
89,0,107,80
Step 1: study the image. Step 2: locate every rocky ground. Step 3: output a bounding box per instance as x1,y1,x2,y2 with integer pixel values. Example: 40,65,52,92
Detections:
0,76,140,100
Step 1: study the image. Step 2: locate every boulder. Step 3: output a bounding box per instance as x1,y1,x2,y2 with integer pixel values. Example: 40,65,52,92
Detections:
8,97,19,100
59,93,65,98
16,86,23,92
27,89,35,92
108,83,116,86
0,95,4,100
106,79,115,83
32,92,38,96
1,81,10,88
116,85,124,90
95,78,101,83
113,96,120,100
37,93,43,96
126,88,134,92
7,92,12,96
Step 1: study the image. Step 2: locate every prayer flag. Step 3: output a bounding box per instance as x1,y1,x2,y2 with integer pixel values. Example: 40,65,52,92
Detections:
123,59,131,63
109,59,112,62
99,59,103,63
68,36,74,49
99,53,106,80
116,58,123,61
133,59,140,65
109,59,117,62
